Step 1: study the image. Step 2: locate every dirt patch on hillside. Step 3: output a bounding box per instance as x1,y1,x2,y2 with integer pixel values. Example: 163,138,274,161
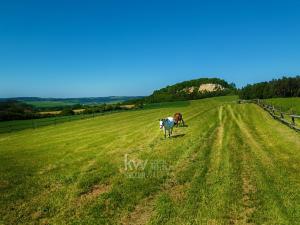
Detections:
199,83,224,92
181,83,224,94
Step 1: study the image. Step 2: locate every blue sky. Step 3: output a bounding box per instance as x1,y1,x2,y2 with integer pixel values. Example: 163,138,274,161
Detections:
1,0,300,97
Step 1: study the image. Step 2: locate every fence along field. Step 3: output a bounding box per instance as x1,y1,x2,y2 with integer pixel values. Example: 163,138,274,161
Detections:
238,98,300,132
257,101,300,132
0,96,299,224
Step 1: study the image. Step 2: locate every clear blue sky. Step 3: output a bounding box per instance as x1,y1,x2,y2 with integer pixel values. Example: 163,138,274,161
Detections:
1,0,300,98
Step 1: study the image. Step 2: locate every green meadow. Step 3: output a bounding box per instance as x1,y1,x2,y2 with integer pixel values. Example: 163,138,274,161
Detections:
23,101,77,108
0,96,299,224
264,97,300,114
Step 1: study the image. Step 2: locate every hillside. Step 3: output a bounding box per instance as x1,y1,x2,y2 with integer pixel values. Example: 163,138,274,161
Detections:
1,96,299,224
127,78,236,104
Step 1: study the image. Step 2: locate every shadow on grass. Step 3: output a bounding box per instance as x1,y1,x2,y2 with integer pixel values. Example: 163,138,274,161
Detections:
174,124,188,128
171,133,186,138
160,133,185,140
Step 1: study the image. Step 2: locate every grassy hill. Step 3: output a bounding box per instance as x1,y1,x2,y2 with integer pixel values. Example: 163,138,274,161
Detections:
126,78,236,104
0,96,300,224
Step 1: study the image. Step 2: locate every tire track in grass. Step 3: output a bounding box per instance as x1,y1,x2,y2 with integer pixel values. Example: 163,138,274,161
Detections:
162,111,222,223
230,104,288,224
237,104,300,223
63,103,221,223
148,104,235,224
193,106,227,224
228,104,295,224
116,104,226,225
227,105,259,224
191,105,240,224
62,102,218,224
118,106,222,225
148,124,220,225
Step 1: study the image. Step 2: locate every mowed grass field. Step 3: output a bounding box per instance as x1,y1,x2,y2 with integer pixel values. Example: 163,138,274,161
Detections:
0,96,300,224
264,97,300,114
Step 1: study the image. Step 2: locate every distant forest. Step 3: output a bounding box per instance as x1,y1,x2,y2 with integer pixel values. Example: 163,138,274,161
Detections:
126,78,237,104
239,76,300,99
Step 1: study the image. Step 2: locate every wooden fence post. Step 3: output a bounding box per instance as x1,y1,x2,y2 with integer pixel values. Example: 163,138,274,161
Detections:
292,116,295,126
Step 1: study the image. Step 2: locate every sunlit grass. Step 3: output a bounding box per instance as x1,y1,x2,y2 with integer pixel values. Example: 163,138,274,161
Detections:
0,96,299,224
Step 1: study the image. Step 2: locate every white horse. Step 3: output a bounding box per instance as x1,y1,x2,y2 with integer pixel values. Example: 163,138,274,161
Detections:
159,117,175,138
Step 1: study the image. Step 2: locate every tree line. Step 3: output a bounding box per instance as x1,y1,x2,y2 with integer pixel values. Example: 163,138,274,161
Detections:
239,76,300,99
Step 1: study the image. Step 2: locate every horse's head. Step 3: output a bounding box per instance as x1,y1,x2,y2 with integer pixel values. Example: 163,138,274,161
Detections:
159,119,165,129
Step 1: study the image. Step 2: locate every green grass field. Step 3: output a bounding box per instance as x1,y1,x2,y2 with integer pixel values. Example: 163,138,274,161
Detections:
23,101,77,108
264,97,300,114
0,96,299,224
0,110,123,133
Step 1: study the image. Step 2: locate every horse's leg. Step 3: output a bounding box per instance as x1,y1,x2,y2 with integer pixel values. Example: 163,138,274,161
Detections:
164,129,166,138
182,119,185,126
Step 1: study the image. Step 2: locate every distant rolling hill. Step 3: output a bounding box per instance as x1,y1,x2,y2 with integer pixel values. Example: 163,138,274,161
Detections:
0,96,143,108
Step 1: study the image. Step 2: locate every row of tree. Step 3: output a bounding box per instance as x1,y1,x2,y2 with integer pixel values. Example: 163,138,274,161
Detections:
0,101,40,121
239,76,300,99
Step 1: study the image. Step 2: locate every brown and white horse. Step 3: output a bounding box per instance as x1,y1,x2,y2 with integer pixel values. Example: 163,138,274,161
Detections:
173,113,185,127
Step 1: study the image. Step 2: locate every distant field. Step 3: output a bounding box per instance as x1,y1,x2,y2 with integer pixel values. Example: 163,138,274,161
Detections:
0,96,299,224
38,109,86,115
264,97,300,114
38,110,61,115
14,96,143,108
24,101,76,108
24,100,130,108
